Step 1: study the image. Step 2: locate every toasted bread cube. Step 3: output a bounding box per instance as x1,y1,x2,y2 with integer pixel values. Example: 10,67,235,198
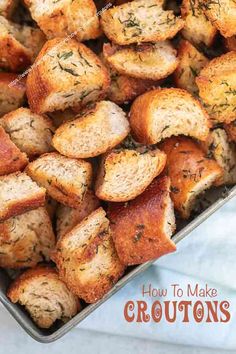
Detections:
196,51,236,124
204,0,236,38
0,127,28,175
174,40,209,95
224,36,236,51
0,172,46,221
201,128,236,185
52,101,130,159
1,108,55,158
53,208,125,303
103,41,179,80
224,120,236,142
26,153,92,208
26,38,110,114
108,176,176,265
0,73,26,117
100,0,184,45
0,207,55,268
159,136,223,219
7,265,80,328
0,16,45,72
95,146,166,202
130,88,210,144
181,0,217,46
24,0,100,41
0,0,18,18
56,190,100,238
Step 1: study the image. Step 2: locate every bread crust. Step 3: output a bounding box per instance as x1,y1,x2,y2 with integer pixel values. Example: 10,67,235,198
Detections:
108,176,176,265
0,127,28,176
0,73,26,117
130,88,210,144
159,136,223,219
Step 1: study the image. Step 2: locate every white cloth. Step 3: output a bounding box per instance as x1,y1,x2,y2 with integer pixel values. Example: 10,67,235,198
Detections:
79,197,236,350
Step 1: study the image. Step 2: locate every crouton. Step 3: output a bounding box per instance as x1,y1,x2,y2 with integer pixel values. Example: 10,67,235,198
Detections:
0,207,55,268
159,136,223,219
107,176,176,265
52,101,130,159
26,153,92,208
56,190,100,238
7,265,80,328
26,38,110,114
224,36,236,51
53,208,125,303
181,0,217,47
0,172,46,221
200,128,236,185
100,0,184,45
0,0,18,18
130,88,210,144
0,73,26,117
103,41,179,80
174,40,209,95
95,145,166,202
24,0,100,41
0,16,45,72
204,0,236,38
1,108,55,158
0,126,28,175
224,120,236,142
196,51,236,124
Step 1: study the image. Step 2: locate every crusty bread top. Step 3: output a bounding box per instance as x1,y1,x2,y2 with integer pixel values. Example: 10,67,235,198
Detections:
7,265,80,328
130,88,210,144
103,41,178,81
1,108,55,158
26,38,110,114
100,0,184,45
52,100,130,158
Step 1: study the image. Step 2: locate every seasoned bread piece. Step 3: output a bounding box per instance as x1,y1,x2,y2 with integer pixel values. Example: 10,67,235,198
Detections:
100,0,184,45
95,146,166,202
0,73,26,117
52,101,130,159
53,208,125,303
0,127,28,175
174,40,209,95
181,0,217,47
204,0,236,38
0,16,45,72
224,36,236,51
0,0,18,18
200,128,236,185
130,88,210,144
0,172,46,221
24,0,100,41
224,120,236,142
7,266,80,328
108,176,176,265
56,190,100,238
159,136,223,219
0,207,55,268
1,108,55,158
196,51,236,124
103,42,179,80
26,38,110,114
26,153,92,208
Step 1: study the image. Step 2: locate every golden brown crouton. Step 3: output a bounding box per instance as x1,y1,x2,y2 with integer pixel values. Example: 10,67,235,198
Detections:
53,208,125,303
0,172,46,221
130,88,210,144
0,73,25,117
100,0,184,45
108,176,176,265
7,265,80,328
26,38,110,114
159,136,223,219
26,152,92,208
0,207,55,268
0,126,28,176
224,120,236,142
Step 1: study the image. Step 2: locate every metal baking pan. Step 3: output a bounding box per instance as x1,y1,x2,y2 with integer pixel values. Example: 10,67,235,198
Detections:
0,185,235,343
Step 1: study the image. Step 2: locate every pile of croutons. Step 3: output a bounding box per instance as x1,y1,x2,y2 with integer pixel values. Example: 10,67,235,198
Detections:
0,0,235,329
